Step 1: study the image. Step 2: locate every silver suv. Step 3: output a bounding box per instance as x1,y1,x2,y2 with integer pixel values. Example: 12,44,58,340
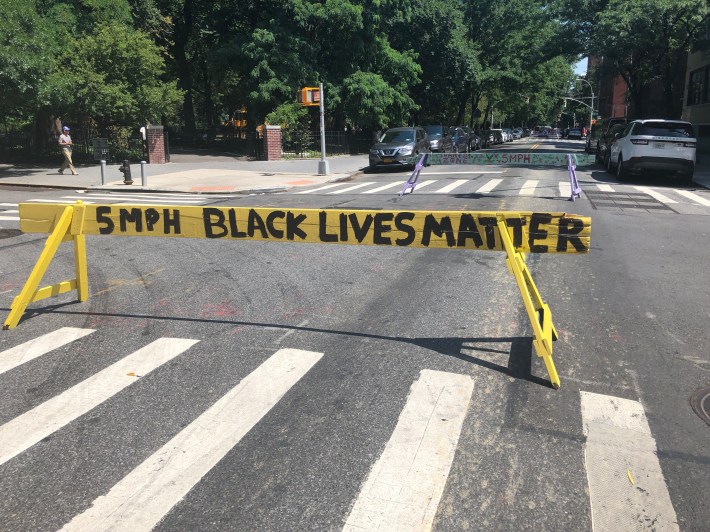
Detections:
607,119,696,183
369,126,430,168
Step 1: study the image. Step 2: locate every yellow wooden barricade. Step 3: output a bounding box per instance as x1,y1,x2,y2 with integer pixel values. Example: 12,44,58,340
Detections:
5,202,591,389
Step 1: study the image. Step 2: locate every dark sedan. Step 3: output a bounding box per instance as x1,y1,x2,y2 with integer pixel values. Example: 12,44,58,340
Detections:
368,126,430,168
567,128,583,140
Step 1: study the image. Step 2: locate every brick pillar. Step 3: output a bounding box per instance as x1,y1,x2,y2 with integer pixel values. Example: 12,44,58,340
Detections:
146,125,166,164
263,125,282,161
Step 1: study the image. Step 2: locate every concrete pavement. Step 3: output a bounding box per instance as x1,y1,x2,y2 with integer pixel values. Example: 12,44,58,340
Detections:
0,152,369,194
1,150,708,194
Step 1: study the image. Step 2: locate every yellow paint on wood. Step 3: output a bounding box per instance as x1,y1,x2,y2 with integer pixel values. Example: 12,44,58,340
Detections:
19,204,591,254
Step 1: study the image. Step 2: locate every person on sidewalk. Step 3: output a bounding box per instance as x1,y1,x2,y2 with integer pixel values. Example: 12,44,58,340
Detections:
58,126,78,175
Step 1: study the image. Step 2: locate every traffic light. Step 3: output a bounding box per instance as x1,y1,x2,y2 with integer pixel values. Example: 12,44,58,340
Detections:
297,87,320,106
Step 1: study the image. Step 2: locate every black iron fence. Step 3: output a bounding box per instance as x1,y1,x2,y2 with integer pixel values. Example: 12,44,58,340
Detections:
0,129,148,165
281,130,371,158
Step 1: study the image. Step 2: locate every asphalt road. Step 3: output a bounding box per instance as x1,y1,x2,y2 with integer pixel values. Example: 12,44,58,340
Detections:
1,137,709,531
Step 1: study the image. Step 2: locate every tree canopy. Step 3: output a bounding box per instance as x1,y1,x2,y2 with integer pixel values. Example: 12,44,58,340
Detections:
2,0,707,138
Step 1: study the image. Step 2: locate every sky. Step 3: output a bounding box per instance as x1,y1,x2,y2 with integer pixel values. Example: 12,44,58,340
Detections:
574,57,588,76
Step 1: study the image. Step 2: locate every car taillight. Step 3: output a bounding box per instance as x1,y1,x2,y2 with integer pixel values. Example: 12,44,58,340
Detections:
683,142,696,148
630,139,648,145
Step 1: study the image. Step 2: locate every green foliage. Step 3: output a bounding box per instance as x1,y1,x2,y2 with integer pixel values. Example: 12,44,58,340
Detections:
265,102,310,131
49,24,183,125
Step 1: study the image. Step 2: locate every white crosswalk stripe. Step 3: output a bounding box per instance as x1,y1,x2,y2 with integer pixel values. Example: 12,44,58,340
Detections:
581,392,678,531
344,369,474,531
328,182,376,194
433,179,468,194
518,179,539,196
60,347,322,532
675,189,710,206
633,186,678,204
475,178,503,194
363,181,407,194
0,329,689,529
0,337,198,466
0,327,94,376
596,184,615,192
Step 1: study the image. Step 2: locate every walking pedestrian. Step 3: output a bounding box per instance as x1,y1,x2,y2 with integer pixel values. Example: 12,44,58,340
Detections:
58,126,78,175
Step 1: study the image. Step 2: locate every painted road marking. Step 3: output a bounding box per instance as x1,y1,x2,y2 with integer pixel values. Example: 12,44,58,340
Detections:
363,181,407,194
404,180,438,193
675,189,710,206
559,181,573,197
519,179,539,196
0,203,16,207
421,171,505,175
633,186,678,204
295,183,346,194
580,391,678,531
0,215,19,221
60,195,207,204
0,337,198,466
329,182,376,194
27,199,96,204
596,184,615,192
433,179,468,194
475,178,503,194
343,369,474,531
60,348,323,532
0,327,95,376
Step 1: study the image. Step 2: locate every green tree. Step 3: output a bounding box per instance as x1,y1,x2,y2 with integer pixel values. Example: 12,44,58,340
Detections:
590,0,709,117
48,24,183,127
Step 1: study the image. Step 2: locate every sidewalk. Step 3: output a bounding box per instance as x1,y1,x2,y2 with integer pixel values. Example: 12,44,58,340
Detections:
0,152,370,194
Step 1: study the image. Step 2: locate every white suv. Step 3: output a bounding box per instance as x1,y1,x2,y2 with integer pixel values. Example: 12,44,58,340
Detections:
607,119,696,184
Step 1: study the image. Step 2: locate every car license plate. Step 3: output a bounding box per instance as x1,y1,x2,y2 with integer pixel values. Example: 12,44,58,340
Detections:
653,142,665,149
383,157,393,163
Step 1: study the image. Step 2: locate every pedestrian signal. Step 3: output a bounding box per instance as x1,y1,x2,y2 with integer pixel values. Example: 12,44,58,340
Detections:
298,87,320,107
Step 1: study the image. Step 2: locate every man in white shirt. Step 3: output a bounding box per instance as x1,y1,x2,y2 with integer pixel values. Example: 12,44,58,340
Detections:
58,126,78,175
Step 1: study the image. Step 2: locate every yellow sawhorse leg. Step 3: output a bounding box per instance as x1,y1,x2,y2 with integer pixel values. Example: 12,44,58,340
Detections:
497,218,561,389
4,203,89,330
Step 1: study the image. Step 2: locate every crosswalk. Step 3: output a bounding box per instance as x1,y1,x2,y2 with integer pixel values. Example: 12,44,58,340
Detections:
0,327,680,530
1,183,710,226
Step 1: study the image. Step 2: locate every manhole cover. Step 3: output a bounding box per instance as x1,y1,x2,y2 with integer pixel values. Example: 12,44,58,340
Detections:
585,190,677,213
690,386,710,426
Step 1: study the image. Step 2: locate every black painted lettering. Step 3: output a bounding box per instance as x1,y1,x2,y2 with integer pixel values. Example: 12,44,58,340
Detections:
456,214,484,247
119,208,143,232
286,212,307,240
164,209,180,234
319,211,338,242
556,217,587,252
339,213,349,241
477,217,498,249
373,213,393,245
422,215,455,247
96,206,114,234
266,211,285,239
203,208,228,238
505,217,525,248
227,209,246,238
349,213,373,243
145,208,160,231
248,209,268,238
529,213,552,253
394,212,416,246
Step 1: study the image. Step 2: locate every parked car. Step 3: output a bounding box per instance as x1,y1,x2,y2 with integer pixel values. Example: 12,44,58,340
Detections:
567,128,583,140
423,125,453,152
460,127,481,150
512,128,522,140
449,127,469,152
487,129,504,145
597,123,627,167
586,116,628,154
606,119,696,183
502,128,514,142
369,126,430,168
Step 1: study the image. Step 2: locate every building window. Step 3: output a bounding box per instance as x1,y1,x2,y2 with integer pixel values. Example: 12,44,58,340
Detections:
688,68,705,105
